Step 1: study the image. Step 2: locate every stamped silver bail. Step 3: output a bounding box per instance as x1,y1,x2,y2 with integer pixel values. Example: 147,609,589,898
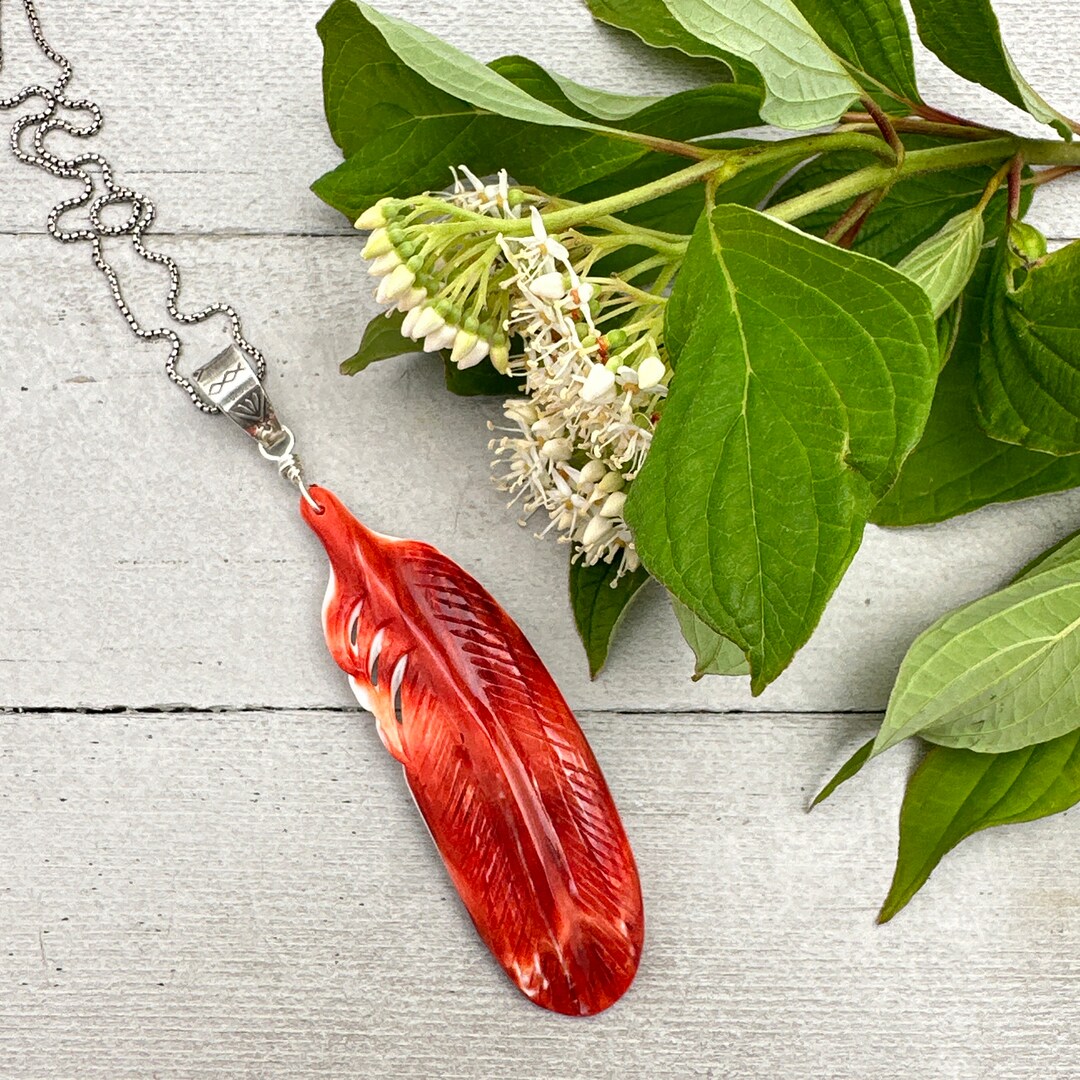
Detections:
192,344,320,510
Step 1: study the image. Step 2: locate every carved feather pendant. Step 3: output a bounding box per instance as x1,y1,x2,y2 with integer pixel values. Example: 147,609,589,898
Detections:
301,486,643,1015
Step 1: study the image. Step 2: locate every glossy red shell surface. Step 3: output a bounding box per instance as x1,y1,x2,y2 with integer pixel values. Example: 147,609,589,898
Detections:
302,486,643,1015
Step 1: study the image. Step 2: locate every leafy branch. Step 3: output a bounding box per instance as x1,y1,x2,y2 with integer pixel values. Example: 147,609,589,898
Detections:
313,0,1080,922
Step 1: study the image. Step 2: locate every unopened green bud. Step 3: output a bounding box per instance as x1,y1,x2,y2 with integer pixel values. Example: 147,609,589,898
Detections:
597,470,625,494
490,341,511,373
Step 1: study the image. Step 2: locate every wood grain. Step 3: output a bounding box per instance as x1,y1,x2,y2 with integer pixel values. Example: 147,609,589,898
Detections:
2,229,1079,712
2,0,1080,1075
0,0,1076,237
2,710,1080,1079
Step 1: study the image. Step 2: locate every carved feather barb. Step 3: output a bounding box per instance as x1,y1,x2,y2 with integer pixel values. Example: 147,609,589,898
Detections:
301,487,643,1016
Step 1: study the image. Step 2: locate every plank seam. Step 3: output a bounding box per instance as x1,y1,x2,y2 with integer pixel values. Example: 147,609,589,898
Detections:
0,704,883,718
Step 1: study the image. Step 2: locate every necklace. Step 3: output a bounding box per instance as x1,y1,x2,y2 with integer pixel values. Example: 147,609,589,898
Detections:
1,0,643,1015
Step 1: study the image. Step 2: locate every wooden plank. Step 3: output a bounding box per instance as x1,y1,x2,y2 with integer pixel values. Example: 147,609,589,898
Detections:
3,232,1080,711
1,709,1078,1078
0,0,1076,238
3,1,1080,1076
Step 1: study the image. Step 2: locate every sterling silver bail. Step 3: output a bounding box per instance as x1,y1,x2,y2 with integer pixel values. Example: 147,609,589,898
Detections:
193,345,320,510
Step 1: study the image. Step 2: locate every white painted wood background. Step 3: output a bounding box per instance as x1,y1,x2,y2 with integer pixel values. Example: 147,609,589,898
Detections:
1,1,1079,1075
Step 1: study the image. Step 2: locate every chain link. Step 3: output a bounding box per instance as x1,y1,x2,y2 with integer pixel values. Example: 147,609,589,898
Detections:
0,0,266,413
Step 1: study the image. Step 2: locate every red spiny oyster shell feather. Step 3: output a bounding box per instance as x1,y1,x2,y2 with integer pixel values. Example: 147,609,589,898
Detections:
301,487,643,1015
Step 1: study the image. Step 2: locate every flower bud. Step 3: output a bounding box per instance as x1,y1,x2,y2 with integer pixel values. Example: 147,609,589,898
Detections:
541,437,573,462
423,324,459,353
355,198,391,231
637,354,667,391
578,459,607,485
599,491,627,518
367,251,400,278
581,363,616,404
597,470,625,494
412,306,446,339
530,272,567,301
362,227,394,259
401,305,425,339
375,264,416,304
490,340,511,374
395,287,428,313
456,338,491,370
450,330,479,364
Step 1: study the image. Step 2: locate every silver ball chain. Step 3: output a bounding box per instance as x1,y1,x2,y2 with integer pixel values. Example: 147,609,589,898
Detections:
0,0,266,414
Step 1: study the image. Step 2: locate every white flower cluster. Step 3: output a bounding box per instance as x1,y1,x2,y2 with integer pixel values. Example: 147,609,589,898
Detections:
356,167,527,372
487,208,670,578
354,167,672,579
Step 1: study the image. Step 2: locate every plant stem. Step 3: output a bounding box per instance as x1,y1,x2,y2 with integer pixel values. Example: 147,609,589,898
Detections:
912,102,987,128
823,190,881,245
605,129,714,161
860,97,905,162
511,131,896,235
768,137,1080,223
840,114,1000,140
1008,154,1024,220
974,159,1012,213
541,155,732,230
1026,164,1080,188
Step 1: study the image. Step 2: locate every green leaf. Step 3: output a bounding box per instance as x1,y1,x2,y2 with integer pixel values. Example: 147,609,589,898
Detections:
810,737,874,807
443,359,521,398
788,0,921,104
895,208,984,319
660,0,861,130
584,0,763,84
879,732,1080,922
768,137,1028,265
1015,530,1080,584
976,232,1080,456
314,0,761,220
625,205,937,692
569,560,651,678
873,536,1080,756
907,0,1074,138
817,533,1080,795
671,598,749,679
874,252,1080,527
340,309,414,375
935,294,964,370
351,2,624,135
